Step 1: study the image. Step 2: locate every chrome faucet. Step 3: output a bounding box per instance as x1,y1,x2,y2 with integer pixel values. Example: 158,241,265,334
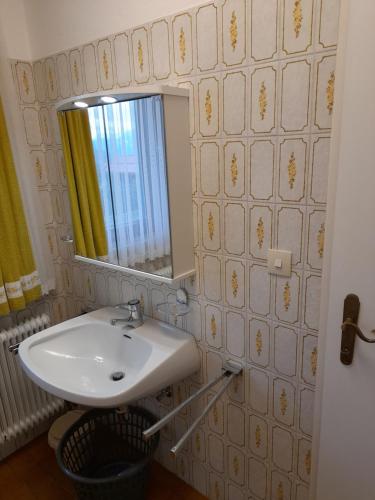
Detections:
111,299,144,329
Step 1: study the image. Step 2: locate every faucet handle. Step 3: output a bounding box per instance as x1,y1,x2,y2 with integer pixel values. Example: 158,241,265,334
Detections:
114,303,130,310
115,299,141,313
112,299,143,327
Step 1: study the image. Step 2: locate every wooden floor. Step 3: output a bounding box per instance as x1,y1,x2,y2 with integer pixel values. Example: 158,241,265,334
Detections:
0,435,206,500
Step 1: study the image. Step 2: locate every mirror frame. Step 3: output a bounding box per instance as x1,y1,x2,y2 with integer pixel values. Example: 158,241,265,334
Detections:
56,85,195,284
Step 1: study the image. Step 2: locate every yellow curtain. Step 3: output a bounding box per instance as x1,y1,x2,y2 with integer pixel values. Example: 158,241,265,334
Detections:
58,110,108,261
0,98,42,316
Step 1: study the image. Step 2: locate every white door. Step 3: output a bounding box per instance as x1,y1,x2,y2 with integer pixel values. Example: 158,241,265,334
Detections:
312,1,375,499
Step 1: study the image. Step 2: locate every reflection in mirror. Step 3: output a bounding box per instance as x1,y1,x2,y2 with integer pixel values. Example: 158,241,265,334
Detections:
59,95,172,278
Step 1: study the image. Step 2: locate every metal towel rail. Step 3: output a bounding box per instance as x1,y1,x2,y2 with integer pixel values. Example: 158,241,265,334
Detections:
143,360,242,455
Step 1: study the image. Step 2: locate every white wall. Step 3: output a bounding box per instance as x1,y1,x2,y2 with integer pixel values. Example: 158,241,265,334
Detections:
22,0,205,60
0,0,32,59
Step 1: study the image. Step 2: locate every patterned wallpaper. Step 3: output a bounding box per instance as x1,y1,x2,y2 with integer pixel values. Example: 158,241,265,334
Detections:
5,0,340,498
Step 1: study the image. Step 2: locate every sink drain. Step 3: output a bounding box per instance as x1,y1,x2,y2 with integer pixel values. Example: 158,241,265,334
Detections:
110,371,125,381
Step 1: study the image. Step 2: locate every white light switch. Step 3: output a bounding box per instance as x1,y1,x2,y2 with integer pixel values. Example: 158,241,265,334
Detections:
274,258,282,268
267,249,292,277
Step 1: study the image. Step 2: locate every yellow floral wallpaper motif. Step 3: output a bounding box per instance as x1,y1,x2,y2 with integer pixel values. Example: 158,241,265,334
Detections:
255,424,261,448
210,314,217,339
140,293,145,314
233,455,239,476
231,270,238,298
305,449,312,475
280,388,288,416
208,211,214,240
326,71,335,115
256,330,262,356
258,81,267,120
179,460,185,477
229,10,238,51
64,269,70,288
102,50,109,80
42,115,49,140
283,282,291,311
317,223,325,258
22,70,30,95
213,404,219,425
47,234,54,254
277,481,284,500
138,40,144,72
311,346,318,376
256,217,264,249
48,67,54,93
288,152,297,189
54,196,61,219
35,157,42,180
205,90,212,125
195,432,201,452
214,481,220,500
73,60,79,85
230,153,238,187
293,0,303,38
179,27,186,63
57,303,63,321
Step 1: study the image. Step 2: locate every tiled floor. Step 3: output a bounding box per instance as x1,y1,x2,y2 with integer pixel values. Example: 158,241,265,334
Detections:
0,435,206,499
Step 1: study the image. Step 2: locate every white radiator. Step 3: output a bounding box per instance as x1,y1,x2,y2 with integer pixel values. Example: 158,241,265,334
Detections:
0,314,64,460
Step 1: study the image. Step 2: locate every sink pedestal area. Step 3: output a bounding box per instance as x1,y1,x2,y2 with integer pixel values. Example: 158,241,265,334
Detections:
18,307,200,407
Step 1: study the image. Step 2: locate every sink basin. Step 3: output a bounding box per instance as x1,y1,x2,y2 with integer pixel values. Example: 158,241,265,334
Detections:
18,307,200,407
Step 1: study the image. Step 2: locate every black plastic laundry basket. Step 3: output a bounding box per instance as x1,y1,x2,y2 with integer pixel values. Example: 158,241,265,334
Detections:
56,406,159,500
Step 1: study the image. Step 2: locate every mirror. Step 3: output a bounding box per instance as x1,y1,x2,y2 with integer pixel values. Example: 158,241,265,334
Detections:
57,87,194,282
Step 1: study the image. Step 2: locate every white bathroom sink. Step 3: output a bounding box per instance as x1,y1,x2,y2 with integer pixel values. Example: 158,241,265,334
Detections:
18,307,200,407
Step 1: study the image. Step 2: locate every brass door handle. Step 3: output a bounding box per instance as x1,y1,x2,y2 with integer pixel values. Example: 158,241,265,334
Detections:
340,294,375,365
341,318,375,343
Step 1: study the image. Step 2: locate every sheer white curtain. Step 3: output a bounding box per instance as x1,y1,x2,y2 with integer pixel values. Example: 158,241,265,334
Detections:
88,95,171,269
88,106,117,263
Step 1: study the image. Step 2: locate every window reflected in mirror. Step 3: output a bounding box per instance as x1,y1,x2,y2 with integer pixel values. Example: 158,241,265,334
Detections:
59,95,172,278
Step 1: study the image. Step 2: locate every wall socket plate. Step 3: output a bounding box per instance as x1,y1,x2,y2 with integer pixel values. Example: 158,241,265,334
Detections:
267,249,292,277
